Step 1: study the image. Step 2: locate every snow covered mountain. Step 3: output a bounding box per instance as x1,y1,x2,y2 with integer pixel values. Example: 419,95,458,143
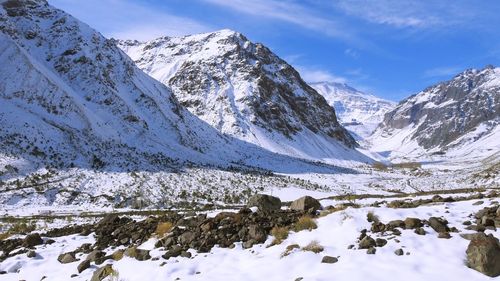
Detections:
118,31,363,163
310,82,396,139
370,66,500,159
0,0,363,175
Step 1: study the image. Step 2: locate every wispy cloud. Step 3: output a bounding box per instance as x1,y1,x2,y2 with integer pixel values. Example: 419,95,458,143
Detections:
423,66,462,78
295,66,348,84
49,0,212,40
201,0,366,46
333,0,479,29
344,48,359,59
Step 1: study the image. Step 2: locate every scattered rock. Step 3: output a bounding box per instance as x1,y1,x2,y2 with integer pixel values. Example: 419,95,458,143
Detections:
321,256,338,263
248,225,267,243
375,238,387,247
58,252,77,264
77,260,90,273
414,227,426,235
472,201,484,206
359,236,376,249
124,246,150,261
23,233,43,248
438,232,451,239
428,217,449,233
366,247,376,254
290,196,321,212
466,233,500,277
247,194,281,213
394,249,404,256
27,250,36,258
404,218,423,229
91,264,114,281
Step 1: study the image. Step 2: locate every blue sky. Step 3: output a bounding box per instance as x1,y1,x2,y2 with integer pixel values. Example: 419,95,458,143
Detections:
49,0,500,101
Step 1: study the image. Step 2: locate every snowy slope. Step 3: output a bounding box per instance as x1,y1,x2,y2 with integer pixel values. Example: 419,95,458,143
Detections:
369,66,500,159
311,82,396,139
117,31,369,164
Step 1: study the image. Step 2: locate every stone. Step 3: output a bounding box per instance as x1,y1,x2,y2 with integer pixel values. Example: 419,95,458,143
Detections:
247,194,281,213
387,220,405,229
321,256,338,263
58,252,77,264
375,238,387,247
404,218,423,229
463,220,472,226
366,247,376,254
438,232,451,239
23,233,43,248
27,250,36,258
472,201,484,205
428,217,449,233
91,265,114,281
290,196,321,212
359,236,376,249
77,260,90,273
414,227,426,235
248,225,267,243
466,234,500,277
124,247,150,261
180,251,192,258
394,249,404,256
162,245,183,259
86,250,105,262
178,231,196,245
481,216,495,227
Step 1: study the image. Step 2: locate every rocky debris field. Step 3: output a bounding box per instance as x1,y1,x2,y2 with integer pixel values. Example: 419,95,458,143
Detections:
0,191,499,280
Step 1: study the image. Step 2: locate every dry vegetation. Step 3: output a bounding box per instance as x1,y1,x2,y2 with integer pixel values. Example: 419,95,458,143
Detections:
154,221,173,237
293,216,317,232
302,240,324,253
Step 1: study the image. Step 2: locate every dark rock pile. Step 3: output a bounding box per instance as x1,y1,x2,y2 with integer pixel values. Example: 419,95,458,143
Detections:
465,205,500,232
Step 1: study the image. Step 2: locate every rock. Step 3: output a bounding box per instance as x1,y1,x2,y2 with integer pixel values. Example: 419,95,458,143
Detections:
111,249,124,261
27,250,36,258
463,220,472,226
162,245,183,259
428,217,449,233
124,247,151,261
347,244,354,249
156,236,175,248
248,225,267,243
180,251,192,258
247,194,281,213
466,233,500,277
58,252,77,264
178,231,196,245
77,260,90,273
394,249,404,256
461,233,484,241
321,256,338,263
242,239,256,249
366,247,376,254
472,201,484,205
45,239,56,245
86,250,105,262
404,218,423,229
481,216,495,227
375,238,387,247
496,207,500,217
414,228,426,235
438,232,451,239
290,196,321,212
91,264,114,281
23,233,43,248
359,236,376,249
387,220,405,229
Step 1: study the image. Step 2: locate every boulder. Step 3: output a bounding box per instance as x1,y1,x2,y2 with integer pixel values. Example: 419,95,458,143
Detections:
466,233,500,277
58,252,77,264
394,249,404,256
91,265,114,281
124,247,150,261
375,238,387,247
404,218,423,229
366,247,376,254
428,217,449,233
247,194,281,213
23,233,43,248
248,225,267,243
359,236,376,249
77,260,90,273
290,196,321,212
321,256,338,263
27,250,36,258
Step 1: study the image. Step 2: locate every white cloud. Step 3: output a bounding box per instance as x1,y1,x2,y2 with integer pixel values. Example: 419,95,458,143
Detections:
344,48,359,59
423,66,462,78
49,0,213,40
201,0,364,45
334,0,477,29
295,66,348,84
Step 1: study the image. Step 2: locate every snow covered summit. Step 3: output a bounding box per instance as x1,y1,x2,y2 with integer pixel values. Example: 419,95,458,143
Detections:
311,81,396,140
118,30,365,163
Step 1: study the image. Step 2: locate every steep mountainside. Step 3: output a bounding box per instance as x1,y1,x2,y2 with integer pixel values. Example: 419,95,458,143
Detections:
311,82,395,139
370,66,500,159
118,31,364,163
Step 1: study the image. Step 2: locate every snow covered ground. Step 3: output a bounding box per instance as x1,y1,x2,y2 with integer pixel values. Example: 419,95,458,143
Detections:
1,191,498,281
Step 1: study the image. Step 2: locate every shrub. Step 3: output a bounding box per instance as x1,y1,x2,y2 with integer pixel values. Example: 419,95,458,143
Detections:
393,162,422,170
293,216,317,232
366,211,379,223
372,162,388,171
155,222,173,237
270,226,289,245
302,240,324,253
281,243,300,258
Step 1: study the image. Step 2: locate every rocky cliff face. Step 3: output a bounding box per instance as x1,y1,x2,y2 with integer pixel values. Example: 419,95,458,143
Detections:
118,30,360,161
370,66,500,156
311,81,395,139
